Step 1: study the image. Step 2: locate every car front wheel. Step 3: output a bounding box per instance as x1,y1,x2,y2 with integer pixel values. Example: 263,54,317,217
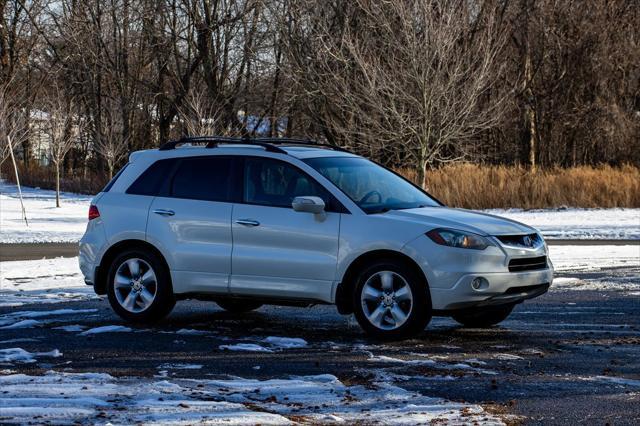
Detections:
451,303,515,327
352,259,432,339
106,249,175,323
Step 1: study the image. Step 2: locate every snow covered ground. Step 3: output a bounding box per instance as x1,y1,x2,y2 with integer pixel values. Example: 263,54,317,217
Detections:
0,180,92,243
1,180,639,242
486,208,640,240
0,371,503,424
0,257,95,307
551,245,640,272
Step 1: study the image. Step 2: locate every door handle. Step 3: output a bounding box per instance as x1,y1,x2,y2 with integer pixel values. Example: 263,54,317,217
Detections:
235,219,260,227
153,209,175,216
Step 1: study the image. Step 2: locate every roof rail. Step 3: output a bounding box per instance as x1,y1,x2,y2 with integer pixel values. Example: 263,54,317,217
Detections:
253,137,350,153
158,136,286,153
158,136,349,154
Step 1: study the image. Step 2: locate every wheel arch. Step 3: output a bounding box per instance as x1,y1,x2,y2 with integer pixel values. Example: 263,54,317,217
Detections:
94,239,171,295
335,249,430,315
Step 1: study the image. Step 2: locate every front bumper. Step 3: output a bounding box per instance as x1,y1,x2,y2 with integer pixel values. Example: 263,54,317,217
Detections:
403,234,554,311
429,269,553,311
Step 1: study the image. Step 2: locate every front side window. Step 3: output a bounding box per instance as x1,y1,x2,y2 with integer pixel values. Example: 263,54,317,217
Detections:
243,157,330,208
304,157,440,214
170,157,233,202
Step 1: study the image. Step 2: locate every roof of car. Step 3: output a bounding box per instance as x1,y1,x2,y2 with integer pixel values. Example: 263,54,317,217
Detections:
134,137,360,161
280,146,358,159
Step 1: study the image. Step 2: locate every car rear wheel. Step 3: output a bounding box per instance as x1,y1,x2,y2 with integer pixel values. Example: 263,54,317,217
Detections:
452,303,515,327
352,259,432,339
107,249,175,323
216,299,263,313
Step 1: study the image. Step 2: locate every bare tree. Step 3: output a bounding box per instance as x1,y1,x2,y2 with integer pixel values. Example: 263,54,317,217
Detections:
0,82,28,224
285,0,510,188
94,99,129,179
42,86,84,207
179,89,223,136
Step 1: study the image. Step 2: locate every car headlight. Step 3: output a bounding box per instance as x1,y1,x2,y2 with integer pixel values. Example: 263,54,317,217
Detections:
426,228,492,250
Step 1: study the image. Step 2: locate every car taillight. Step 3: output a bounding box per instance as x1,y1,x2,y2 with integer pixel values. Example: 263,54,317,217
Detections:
88,205,100,221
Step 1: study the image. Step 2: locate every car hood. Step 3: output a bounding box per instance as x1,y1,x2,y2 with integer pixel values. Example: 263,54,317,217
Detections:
385,207,536,236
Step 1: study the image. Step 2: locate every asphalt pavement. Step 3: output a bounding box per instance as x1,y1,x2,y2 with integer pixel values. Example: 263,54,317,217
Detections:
0,252,638,425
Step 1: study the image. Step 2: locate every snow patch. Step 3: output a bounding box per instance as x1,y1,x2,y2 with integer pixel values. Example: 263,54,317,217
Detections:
0,180,91,243
1,308,98,319
263,336,308,349
549,245,640,272
219,343,273,352
174,328,209,335
0,371,503,424
53,325,86,332
0,319,42,329
79,325,133,335
157,363,203,370
0,348,62,364
494,353,524,361
486,208,640,240
0,257,96,306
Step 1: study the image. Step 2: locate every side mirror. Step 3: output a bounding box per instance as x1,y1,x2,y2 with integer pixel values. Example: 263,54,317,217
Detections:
292,196,325,214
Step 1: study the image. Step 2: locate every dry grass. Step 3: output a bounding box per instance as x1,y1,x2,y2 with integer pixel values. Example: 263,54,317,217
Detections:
3,163,638,209
398,164,640,209
1,163,108,195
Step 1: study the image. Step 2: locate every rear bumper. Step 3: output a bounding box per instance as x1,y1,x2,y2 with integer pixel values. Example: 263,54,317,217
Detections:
79,218,108,286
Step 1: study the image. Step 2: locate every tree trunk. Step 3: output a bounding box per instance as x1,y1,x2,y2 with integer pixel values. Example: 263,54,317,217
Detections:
524,44,537,173
417,148,429,191
526,105,537,173
7,136,28,226
55,162,61,208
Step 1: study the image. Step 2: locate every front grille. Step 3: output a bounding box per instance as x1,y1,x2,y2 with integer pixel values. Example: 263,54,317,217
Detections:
508,256,547,272
496,233,543,248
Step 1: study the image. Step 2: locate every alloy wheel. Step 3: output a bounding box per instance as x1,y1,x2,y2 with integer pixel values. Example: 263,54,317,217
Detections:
360,270,413,330
113,258,157,313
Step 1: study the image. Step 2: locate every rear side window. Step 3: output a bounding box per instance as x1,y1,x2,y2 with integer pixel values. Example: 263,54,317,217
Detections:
170,157,233,202
102,164,129,192
127,159,176,196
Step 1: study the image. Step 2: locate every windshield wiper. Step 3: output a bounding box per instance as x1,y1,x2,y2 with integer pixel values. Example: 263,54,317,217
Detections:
366,206,391,214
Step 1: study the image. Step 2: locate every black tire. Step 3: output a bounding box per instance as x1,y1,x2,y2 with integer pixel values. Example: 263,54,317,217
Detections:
106,248,175,323
452,303,515,327
216,299,263,313
352,258,432,340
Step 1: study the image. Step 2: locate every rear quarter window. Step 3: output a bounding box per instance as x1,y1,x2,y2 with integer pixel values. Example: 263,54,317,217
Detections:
126,159,176,196
102,164,129,192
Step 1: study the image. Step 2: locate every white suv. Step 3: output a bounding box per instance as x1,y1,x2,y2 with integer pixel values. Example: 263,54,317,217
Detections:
79,137,553,339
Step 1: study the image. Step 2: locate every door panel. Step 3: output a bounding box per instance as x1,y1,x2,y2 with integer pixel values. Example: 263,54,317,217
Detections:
147,197,233,294
231,204,340,301
145,156,237,294
230,157,341,302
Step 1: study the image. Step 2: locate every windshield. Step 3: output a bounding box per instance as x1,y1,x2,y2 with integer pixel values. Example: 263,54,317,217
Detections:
303,157,441,214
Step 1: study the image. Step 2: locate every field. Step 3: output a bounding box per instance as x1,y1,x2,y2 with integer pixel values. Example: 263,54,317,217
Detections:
4,163,639,211
401,164,640,209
